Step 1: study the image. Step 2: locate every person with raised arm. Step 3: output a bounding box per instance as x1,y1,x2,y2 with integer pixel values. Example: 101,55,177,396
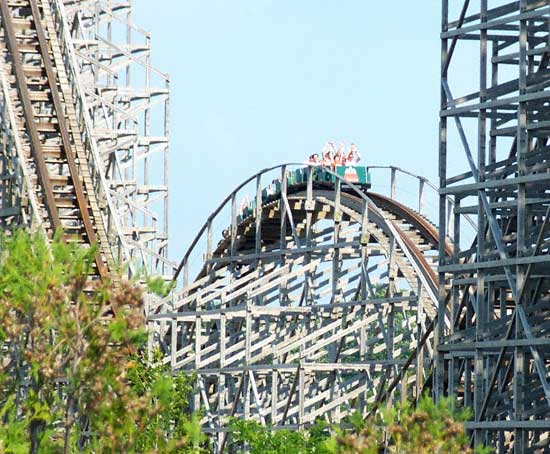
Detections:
348,143,361,164
308,153,320,165
321,143,333,167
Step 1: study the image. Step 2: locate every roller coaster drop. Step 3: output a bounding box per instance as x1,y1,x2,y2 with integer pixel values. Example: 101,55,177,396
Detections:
1,1,550,453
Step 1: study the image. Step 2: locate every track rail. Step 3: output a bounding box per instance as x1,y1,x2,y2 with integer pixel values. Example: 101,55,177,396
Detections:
0,0,171,281
170,164,462,292
0,0,113,277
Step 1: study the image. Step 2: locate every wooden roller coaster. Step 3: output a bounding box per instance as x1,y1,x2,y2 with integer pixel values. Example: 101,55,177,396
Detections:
148,164,464,453
0,0,171,279
0,0,111,276
2,2,550,453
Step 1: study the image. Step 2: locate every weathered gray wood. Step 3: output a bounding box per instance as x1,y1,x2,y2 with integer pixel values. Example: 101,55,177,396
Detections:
148,164,449,447
439,1,550,450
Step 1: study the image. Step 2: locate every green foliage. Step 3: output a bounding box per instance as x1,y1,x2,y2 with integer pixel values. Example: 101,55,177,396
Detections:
146,276,176,298
0,230,205,453
126,350,207,453
230,419,333,454
230,396,488,454
0,398,28,454
335,395,490,454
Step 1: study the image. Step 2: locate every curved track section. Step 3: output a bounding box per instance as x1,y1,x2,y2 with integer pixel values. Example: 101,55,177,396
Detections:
149,164,454,450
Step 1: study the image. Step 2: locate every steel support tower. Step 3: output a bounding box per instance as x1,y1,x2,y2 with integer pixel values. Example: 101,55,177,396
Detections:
438,1,550,452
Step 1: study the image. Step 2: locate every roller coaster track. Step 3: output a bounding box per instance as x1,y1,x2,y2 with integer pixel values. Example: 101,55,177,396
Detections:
0,0,171,279
0,0,112,276
149,164,466,453
0,3,462,444
2,2,549,451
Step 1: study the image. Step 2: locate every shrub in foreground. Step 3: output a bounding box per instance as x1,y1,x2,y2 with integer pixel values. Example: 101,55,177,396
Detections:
231,395,489,454
0,230,205,453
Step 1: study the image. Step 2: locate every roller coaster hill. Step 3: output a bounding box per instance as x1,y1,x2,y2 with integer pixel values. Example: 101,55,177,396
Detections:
235,164,372,225
149,160,459,453
2,1,550,454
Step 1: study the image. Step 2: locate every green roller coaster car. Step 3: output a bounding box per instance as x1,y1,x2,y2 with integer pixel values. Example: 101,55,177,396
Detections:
315,165,370,185
285,166,371,186
238,166,371,223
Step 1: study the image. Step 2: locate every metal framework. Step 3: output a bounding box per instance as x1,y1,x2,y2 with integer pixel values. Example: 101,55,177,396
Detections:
149,164,463,453
0,0,171,278
439,1,550,452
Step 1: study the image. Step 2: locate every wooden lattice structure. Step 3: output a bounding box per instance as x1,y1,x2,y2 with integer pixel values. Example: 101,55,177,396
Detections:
438,1,550,452
0,0,171,278
148,164,464,453
4,1,550,452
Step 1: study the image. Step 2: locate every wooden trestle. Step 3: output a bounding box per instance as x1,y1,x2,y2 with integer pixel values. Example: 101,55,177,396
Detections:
0,0,113,277
439,1,550,452
149,165,454,453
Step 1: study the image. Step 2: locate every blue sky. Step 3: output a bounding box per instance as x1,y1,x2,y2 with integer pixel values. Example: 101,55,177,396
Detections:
133,1,443,262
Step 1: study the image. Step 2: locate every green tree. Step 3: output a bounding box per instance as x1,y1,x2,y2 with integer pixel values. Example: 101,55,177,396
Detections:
230,419,333,454
0,230,205,453
126,350,207,453
230,396,488,454
336,395,488,454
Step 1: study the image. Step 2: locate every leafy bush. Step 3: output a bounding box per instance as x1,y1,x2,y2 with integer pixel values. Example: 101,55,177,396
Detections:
230,419,333,454
0,230,204,453
336,395,490,454
230,396,487,454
